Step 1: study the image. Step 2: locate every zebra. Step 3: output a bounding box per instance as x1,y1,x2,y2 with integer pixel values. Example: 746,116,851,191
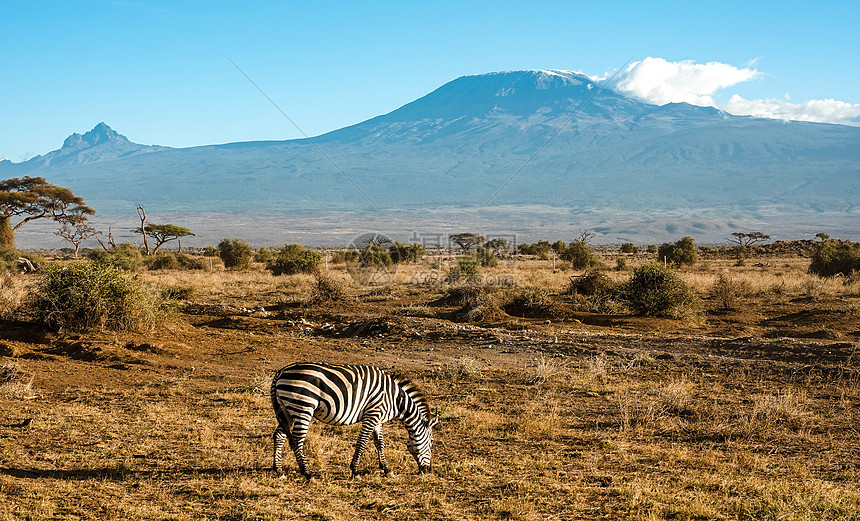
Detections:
270,362,438,478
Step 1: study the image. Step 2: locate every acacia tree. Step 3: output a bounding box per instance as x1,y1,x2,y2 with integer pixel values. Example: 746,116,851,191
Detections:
450,233,485,254
729,232,771,246
133,223,195,253
56,220,100,258
0,176,95,247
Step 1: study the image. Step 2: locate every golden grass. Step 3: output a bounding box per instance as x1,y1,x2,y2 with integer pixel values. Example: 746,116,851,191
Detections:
1,252,859,519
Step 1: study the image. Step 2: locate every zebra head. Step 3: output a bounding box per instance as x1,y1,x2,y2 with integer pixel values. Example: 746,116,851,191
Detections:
407,410,439,473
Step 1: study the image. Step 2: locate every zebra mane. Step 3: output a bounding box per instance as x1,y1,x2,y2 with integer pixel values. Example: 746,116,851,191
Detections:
391,373,430,422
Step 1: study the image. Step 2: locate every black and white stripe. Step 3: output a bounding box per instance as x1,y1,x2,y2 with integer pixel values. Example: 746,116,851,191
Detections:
270,362,438,477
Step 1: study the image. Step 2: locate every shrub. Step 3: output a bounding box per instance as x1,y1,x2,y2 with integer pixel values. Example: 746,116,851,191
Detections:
0,361,35,399
711,273,741,311
518,241,551,259
357,244,392,267
175,253,207,270
808,240,860,277
620,242,638,254
267,244,322,275
657,236,697,267
389,242,425,263
448,285,503,322
622,263,699,317
161,284,194,301
0,245,21,273
87,243,144,271
568,270,613,296
561,241,601,269
503,288,564,318
144,251,181,270
615,257,628,271
219,238,253,269
33,262,165,331
254,247,276,264
307,272,348,304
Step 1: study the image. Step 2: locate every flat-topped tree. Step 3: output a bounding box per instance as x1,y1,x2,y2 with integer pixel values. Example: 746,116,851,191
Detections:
450,233,485,254
0,176,95,248
133,223,195,253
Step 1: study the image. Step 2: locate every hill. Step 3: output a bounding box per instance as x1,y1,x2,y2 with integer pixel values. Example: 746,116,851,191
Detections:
2,70,859,245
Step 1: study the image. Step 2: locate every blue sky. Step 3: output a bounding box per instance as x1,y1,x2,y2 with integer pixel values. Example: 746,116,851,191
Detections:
2,0,858,162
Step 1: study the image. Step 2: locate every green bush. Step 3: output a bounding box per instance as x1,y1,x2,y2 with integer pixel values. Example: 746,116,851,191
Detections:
254,247,276,264
219,238,253,269
389,242,425,263
808,241,860,277
657,236,697,267
0,246,20,273
33,262,165,331
266,244,322,275
561,241,601,269
357,244,392,267
456,255,481,278
620,242,638,254
622,263,699,318
144,251,181,270
87,243,144,271
176,253,207,270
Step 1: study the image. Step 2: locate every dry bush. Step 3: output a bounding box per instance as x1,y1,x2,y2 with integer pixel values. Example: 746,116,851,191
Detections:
503,287,565,318
736,391,809,439
710,273,742,310
523,355,566,385
447,285,504,322
307,272,350,305
0,272,31,319
0,361,35,399
437,356,483,380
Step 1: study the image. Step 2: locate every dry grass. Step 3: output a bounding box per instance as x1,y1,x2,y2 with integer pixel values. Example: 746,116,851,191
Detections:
1,252,859,520
0,362,35,399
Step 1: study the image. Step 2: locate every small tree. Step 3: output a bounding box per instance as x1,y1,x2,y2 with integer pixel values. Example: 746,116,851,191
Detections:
657,236,697,267
0,176,95,247
219,238,253,269
56,220,100,258
485,237,509,255
133,223,195,253
620,242,638,254
808,241,860,277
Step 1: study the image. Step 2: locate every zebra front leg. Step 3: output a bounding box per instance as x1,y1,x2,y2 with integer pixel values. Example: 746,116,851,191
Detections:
372,426,392,476
350,421,377,478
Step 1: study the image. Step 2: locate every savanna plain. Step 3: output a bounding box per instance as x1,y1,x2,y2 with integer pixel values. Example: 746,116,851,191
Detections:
1,246,859,520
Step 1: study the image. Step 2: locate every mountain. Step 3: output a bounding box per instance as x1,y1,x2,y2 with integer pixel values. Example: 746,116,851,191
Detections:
1,122,168,172
3,70,859,244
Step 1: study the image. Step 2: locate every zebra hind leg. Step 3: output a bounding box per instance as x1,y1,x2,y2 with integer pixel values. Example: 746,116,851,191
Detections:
289,422,313,479
372,426,392,476
272,427,288,472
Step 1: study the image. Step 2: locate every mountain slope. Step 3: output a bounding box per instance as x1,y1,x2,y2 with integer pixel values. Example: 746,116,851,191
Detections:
2,70,858,220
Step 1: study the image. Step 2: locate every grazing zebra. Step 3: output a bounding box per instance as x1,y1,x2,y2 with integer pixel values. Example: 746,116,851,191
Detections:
270,362,438,478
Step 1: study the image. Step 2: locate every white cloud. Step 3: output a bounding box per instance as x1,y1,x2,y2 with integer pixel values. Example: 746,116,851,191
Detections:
616,57,759,107
724,94,860,126
613,56,859,127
